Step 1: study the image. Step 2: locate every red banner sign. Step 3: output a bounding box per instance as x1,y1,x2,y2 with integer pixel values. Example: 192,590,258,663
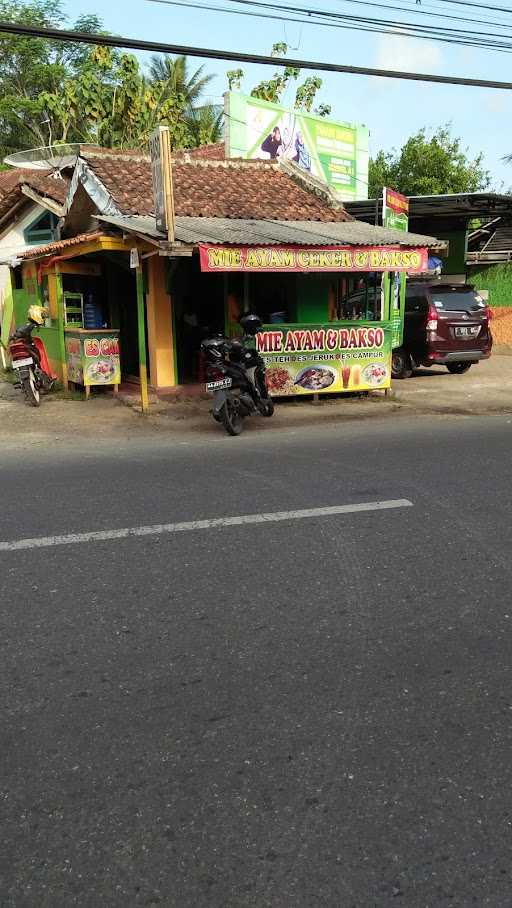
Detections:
199,244,427,274
383,189,409,217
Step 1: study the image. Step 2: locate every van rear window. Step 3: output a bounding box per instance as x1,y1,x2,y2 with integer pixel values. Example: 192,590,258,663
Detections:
431,290,485,312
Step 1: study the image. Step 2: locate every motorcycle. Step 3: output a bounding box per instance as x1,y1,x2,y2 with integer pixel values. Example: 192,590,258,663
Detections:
201,313,274,436
7,306,56,407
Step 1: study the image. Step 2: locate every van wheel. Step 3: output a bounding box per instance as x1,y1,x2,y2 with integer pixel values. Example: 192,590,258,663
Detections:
447,363,472,375
392,349,413,379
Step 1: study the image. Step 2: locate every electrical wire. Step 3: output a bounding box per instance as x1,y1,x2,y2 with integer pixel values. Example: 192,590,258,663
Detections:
218,0,512,35
422,0,512,15
2,20,512,89
147,0,512,52
319,0,512,32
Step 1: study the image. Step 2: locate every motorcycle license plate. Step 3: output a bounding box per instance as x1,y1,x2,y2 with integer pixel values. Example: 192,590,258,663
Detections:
206,378,232,391
12,357,33,368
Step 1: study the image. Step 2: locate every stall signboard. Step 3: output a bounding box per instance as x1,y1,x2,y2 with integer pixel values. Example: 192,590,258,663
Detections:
199,244,428,274
382,188,409,348
65,331,121,387
225,92,369,200
258,322,392,396
383,188,409,232
149,125,175,241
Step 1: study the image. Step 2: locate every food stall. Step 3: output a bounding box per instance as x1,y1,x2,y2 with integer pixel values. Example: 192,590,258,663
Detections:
65,329,121,398
199,242,428,396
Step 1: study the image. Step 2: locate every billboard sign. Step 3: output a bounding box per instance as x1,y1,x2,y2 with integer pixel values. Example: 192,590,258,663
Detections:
224,92,369,200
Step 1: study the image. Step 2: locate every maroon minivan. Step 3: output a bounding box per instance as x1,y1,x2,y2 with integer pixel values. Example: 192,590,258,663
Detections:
392,281,493,379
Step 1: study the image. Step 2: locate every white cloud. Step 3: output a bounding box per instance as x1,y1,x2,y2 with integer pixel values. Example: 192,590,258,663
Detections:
374,34,442,73
485,92,509,114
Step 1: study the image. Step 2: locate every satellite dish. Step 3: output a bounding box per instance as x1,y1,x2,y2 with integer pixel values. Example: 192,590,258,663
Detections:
4,144,80,173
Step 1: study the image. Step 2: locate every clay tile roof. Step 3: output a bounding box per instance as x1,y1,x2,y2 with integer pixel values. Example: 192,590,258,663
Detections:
179,143,226,161
0,169,26,196
1,169,69,203
0,169,70,222
21,230,104,259
81,152,352,223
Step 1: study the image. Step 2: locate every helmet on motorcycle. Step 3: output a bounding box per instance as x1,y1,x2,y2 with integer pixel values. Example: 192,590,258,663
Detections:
201,335,228,361
240,313,263,336
27,305,48,326
229,339,244,362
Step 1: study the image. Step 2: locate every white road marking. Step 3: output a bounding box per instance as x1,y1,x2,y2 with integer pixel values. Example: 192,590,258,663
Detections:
0,499,413,553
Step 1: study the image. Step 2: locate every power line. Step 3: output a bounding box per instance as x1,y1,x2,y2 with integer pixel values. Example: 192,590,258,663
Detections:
425,0,512,14
217,0,511,36
147,0,512,52
325,0,512,32
1,20,512,89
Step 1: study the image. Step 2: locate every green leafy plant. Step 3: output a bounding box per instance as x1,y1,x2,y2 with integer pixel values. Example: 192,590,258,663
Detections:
369,125,491,198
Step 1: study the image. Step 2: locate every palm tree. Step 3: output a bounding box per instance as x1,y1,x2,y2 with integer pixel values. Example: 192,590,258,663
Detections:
149,55,215,110
149,55,222,150
186,104,223,147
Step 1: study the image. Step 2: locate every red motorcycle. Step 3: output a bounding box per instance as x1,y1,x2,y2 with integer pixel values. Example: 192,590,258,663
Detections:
8,306,56,407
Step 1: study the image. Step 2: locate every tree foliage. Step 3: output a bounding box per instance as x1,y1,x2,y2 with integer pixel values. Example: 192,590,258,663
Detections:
0,0,103,155
230,43,331,117
41,47,195,149
0,1,221,156
369,126,490,198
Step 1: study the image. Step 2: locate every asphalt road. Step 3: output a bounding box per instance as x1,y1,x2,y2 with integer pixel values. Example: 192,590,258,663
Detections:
1,414,512,907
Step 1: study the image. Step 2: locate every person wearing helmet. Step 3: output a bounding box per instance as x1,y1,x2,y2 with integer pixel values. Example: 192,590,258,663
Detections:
12,305,49,341
27,305,48,326
239,313,263,336
9,305,55,392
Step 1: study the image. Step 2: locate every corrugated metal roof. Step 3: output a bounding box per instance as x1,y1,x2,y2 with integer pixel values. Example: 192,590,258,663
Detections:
96,214,442,248
347,193,512,224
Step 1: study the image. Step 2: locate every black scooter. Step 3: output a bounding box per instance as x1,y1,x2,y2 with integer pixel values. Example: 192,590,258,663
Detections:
201,314,274,436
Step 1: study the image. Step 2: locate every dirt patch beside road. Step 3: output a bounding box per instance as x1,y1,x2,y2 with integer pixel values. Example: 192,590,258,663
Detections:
1,355,511,451
391,355,512,416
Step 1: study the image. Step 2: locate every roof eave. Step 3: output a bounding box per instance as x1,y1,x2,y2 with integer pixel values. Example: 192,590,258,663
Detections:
20,185,65,217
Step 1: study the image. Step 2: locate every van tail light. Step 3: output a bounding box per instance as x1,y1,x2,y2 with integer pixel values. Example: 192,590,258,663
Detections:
426,304,438,332
484,305,493,321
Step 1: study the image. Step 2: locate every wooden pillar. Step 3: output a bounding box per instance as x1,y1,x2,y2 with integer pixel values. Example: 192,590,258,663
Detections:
145,256,176,389
136,265,149,412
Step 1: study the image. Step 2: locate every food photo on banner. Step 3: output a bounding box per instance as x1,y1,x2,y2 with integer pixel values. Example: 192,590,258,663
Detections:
257,324,392,396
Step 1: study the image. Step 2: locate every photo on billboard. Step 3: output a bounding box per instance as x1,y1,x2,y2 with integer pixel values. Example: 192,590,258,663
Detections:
224,92,369,200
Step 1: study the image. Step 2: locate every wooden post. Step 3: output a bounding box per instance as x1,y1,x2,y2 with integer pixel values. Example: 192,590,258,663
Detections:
55,271,68,390
149,125,175,244
136,265,149,413
161,127,175,245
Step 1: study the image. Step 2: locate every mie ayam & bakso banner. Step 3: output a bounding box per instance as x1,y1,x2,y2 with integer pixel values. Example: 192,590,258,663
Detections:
257,323,392,396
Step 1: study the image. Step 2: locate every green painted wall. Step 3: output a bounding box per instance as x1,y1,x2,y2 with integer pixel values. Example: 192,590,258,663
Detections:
12,288,62,374
436,230,467,275
296,275,329,323
469,263,512,307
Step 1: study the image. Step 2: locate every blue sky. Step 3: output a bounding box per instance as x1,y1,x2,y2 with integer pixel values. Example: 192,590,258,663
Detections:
63,0,512,192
